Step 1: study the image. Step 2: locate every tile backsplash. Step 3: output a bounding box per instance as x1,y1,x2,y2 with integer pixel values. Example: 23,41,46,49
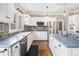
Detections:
0,22,9,35
24,26,47,31
0,31,20,40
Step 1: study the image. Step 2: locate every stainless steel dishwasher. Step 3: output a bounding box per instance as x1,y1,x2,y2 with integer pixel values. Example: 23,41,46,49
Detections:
20,36,27,56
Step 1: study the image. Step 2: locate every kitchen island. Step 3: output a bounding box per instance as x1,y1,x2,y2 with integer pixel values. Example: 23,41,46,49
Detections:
49,33,79,56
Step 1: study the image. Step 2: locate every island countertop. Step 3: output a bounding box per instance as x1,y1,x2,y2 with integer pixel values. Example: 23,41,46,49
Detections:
0,32,31,48
50,33,79,48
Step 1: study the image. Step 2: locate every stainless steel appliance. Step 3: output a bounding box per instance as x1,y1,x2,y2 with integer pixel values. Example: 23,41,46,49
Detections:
37,22,44,26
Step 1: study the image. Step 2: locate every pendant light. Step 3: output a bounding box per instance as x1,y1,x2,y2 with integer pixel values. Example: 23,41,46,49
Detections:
64,3,66,16
46,6,49,17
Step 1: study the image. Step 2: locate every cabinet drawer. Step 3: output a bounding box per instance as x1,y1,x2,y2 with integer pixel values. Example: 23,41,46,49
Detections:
56,41,68,56
11,43,20,56
70,48,79,56
50,37,68,56
27,34,33,52
12,43,20,49
0,48,9,56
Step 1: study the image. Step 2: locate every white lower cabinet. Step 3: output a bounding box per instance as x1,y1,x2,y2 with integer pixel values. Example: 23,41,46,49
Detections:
0,43,20,56
27,32,33,52
40,32,47,40
34,31,47,40
49,37,68,56
0,48,9,56
69,48,79,56
11,43,20,56
36,32,40,40
49,36,69,56
49,36,57,55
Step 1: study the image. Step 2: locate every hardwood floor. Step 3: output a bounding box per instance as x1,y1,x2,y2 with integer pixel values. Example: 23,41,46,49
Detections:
32,40,53,56
38,49,53,56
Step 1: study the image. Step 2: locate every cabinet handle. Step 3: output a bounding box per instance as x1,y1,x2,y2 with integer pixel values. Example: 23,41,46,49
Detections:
58,44,61,47
0,49,7,53
4,49,7,51
15,46,18,48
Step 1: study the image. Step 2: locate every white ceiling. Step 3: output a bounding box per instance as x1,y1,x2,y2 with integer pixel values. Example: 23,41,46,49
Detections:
19,3,79,16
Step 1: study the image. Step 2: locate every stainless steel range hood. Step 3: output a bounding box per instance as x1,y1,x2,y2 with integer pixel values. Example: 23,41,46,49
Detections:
37,22,44,26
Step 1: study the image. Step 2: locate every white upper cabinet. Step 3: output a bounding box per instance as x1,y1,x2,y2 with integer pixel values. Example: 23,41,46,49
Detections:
0,3,14,23
68,14,79,26
15,11,25,31
19,15,24,31
0,3,8,21
68,14,79,32
7,3,14,22
23,16,57,26
27,17,50,26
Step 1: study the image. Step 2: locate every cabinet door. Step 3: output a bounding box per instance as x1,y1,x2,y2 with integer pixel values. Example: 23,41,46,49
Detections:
35,31,47,40
27,36,30,52
0,48,9,56
0,3,8,22
49,37,54,54
49,36,57,55
49,36,68,56
36,32,41,40
33,31,37,40
12,43,20,56
15,13,19,29
54,40,68,56
18,15,24,30
41,32,47,40
15,13,23,30
27,34,33,52
7,3,14,22
68,15,79,32
0,3,14,23
31,32,35,40
49,36,56,47
68,15,76,26
70,48,79,56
